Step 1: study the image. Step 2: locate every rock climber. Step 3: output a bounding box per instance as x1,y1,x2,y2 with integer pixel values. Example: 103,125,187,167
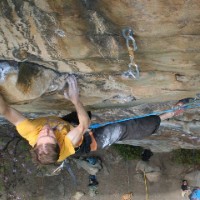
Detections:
0,75,90,164
181,180,191,197
0,75,192,165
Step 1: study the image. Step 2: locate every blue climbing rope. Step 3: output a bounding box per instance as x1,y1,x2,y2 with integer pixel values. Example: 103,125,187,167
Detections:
89,100,200,129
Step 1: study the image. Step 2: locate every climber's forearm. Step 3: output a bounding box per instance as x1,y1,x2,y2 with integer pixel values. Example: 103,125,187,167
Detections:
73,100,90,132
0,95,10,116
0,95,26,126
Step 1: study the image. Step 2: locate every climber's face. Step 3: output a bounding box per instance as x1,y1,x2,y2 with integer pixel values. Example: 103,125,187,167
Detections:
36,125,57,149
183,181,187,185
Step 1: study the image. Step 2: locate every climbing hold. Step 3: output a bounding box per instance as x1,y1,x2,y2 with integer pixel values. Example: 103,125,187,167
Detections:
55,29,66,37
0,61,17,82
122,192,133,200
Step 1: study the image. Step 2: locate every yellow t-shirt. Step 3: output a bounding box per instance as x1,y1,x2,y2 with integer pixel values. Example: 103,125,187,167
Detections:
16,116,75,162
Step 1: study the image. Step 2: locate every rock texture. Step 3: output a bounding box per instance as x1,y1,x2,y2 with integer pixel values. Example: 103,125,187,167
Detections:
0,0,200,151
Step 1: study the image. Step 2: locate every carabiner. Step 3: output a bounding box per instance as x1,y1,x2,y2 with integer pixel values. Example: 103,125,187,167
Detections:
128,63,139,79
122,28,137,51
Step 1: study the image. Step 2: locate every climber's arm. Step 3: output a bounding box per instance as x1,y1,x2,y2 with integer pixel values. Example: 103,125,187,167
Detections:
0,95,26,126
63,75,90,146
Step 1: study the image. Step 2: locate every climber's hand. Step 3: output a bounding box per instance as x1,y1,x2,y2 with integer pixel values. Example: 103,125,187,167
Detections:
64,75,79,104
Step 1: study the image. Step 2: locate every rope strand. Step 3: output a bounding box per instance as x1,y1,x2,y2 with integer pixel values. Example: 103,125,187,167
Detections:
89,100,200,129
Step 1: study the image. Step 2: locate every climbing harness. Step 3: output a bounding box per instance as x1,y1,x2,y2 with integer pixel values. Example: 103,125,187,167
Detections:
89,98,200,129
122,27,139,79
52,159,77,185
143,171,149,200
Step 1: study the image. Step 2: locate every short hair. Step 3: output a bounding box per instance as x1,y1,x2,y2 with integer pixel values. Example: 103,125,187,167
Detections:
31,143,60,165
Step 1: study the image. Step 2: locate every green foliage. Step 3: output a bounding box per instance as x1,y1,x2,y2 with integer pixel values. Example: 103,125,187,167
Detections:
0,167,5,193
18,141,29,151
25,153,31,162
0,180,3,193
113,144,143,160
171,149,200,165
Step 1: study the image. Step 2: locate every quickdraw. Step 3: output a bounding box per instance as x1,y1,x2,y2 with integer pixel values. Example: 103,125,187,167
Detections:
122,27,139,79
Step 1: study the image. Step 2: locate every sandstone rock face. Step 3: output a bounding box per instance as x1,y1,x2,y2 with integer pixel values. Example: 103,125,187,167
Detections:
0,0,200,151
185,170,200,187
